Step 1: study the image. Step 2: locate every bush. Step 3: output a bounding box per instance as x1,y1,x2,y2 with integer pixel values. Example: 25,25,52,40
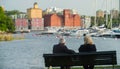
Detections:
0,34,13,41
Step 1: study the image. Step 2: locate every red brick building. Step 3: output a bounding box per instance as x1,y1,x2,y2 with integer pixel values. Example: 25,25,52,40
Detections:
44,9,81,28
30,18,44,30
44,14,62,27
15,18,28,31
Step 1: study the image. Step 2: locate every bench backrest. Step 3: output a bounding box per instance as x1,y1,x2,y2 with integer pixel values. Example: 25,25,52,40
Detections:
43,51,117,67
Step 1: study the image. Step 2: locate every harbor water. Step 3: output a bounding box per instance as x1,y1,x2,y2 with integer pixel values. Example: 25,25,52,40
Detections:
0,32,120,69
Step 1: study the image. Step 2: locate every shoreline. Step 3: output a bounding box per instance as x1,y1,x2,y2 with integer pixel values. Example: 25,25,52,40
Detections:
0,33,24,41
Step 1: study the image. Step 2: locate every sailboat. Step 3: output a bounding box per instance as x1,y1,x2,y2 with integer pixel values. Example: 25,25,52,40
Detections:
90,0,120,38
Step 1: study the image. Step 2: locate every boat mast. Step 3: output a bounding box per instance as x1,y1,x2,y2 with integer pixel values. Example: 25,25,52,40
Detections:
118,0,120,28
110,0,113,29
94,0,97,26
119,0,120,13
105,0,108,28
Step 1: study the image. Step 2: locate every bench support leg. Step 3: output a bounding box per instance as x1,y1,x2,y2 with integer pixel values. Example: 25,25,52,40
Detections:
48,66,52,69
112,65,115,69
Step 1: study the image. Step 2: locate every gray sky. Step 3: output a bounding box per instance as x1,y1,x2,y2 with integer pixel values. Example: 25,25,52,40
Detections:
0,0,119,16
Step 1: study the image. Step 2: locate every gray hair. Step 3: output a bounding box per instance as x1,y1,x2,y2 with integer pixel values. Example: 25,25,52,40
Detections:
59,38,66,43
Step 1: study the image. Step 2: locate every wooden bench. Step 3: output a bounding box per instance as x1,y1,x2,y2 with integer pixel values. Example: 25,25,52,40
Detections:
43,51,117,69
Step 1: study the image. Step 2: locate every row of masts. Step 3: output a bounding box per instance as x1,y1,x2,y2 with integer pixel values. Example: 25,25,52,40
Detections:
94,0,118,29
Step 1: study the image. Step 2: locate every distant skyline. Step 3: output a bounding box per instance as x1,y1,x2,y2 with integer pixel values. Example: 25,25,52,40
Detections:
0,0,119,16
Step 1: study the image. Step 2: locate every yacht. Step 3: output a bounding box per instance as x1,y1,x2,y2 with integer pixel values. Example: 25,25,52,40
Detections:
70,29,89,36
98,29,120,38
41,27,58,35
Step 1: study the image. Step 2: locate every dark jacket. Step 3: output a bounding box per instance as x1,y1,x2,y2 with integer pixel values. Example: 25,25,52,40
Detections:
78,44,97,66
78,44,96,52
53,43,75,54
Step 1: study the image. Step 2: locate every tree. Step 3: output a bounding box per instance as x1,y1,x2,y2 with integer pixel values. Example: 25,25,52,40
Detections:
90,16,95,27
96,17,105,26
0,6,15,32
5,17,15,32
5,10,20,16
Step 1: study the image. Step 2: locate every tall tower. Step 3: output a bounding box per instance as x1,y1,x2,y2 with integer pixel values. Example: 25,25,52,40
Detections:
27,2,44,31
34,2,38,8
27,2,42,19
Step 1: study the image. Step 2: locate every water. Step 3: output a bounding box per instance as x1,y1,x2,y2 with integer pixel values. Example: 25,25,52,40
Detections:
0,32,120,69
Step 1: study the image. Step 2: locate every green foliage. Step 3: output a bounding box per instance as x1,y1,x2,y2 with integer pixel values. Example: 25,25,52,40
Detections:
0,6,15,33
5,10,20,16
90,16,95,27
0,7,4,13
96,17,105,26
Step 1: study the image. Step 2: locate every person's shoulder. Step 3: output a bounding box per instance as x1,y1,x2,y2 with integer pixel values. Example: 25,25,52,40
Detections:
87,44,95,46
92,44,96,46
53,44,59,46
54,44,58,45
80,44,85,47
79,44,85,48
89,44,96,48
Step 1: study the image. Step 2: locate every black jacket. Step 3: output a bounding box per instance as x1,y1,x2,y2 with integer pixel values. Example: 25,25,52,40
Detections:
53,43,75,54
78,44,97,66
78,44,96,52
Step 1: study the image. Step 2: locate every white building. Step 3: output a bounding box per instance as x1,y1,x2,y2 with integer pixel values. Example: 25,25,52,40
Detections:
81,16,91,28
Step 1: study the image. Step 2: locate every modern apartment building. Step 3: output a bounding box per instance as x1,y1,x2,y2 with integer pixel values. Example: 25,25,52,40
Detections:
110,9,119,18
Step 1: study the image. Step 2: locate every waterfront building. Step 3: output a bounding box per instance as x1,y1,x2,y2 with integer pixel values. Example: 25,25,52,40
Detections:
27,2,42,19
44,14,62,28
43,9,81,29
63,9,81,28
14,15,44,31
27,2,44,31
96,10,104,18
10,12,27,20
110,9,119,19
29,18,44,31
15,18,28,32
81,16,91,28
43,7,63,15
71,9,78,14
43,7,78,17
12,12,29,32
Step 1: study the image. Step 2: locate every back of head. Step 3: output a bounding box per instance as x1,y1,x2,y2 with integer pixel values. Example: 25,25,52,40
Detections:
84,35,93,44
59,38,66,44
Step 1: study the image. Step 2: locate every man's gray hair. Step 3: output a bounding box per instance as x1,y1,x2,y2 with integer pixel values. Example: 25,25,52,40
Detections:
59,38,66,43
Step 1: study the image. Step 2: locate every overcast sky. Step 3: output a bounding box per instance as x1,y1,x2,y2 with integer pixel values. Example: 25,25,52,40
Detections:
0,0,119,16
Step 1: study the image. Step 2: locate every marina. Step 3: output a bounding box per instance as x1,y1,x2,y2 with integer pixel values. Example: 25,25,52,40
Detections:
0,32,120,69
